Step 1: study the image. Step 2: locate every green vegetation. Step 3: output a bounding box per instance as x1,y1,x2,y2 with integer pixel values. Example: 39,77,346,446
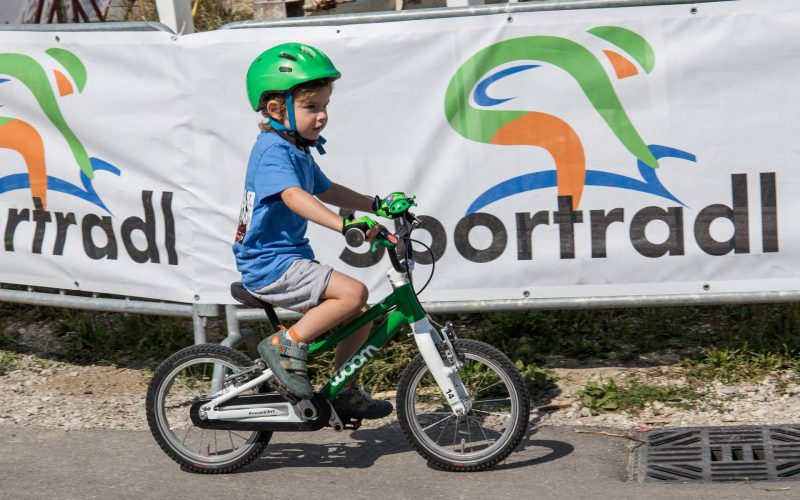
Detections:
55,311,195,364
0,351,20,376
3,302,800,404
683,346,799,384
123,0,253,31
578,376,705,416
482,303,800,375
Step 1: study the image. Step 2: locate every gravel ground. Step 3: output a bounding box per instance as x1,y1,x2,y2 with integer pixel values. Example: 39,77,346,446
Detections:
2,350,799,432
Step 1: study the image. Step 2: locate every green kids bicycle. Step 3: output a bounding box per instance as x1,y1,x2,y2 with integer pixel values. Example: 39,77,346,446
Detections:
145,193,531,473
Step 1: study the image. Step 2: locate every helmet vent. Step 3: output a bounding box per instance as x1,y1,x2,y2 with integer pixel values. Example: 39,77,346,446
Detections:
279,66,293,73
300,47,315,57
279,52,297,61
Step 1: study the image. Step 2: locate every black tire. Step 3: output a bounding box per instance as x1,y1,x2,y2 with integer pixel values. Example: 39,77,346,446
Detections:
396,339,530,471
145,344,271,473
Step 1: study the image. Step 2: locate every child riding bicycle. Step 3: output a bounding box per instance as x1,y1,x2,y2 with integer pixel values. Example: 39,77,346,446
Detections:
232,42,392,420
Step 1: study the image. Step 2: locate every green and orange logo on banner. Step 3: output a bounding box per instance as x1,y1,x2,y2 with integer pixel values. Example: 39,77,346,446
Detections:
445,26,695,214
0,48,120,212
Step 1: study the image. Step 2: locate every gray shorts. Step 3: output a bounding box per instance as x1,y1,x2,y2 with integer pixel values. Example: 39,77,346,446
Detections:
248,259,333,313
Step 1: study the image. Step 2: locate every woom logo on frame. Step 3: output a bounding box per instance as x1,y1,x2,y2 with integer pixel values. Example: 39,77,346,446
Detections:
0,48,177,265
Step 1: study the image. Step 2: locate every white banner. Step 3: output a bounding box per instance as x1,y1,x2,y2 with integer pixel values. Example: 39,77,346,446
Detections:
1,0,799,305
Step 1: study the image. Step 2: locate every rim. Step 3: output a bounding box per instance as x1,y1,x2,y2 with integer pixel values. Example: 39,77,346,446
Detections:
405,350,520,463
155,357,261,465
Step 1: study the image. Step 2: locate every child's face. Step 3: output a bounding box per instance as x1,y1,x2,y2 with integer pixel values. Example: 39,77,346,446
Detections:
290,85,332,141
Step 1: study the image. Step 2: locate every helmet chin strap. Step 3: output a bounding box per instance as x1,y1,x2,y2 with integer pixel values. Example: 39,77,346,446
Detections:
266,91,327,155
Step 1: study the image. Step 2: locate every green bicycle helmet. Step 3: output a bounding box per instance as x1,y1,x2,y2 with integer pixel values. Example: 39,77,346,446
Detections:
246,42,341,112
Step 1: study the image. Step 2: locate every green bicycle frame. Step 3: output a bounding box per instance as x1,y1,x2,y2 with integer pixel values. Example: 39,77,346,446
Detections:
309,279,426,401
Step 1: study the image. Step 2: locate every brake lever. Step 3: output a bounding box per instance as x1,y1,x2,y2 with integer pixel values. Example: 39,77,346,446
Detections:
371,230,398,253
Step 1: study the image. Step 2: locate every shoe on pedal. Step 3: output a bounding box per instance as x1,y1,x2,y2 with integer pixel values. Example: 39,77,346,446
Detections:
257,330,313,400
332,386,393,420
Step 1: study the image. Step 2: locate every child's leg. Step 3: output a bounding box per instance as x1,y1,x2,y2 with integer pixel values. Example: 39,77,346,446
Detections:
302,272,391,419
288,270,376,384
289,270,372,368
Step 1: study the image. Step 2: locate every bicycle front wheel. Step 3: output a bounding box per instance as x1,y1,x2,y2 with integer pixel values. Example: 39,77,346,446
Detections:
145,344,271,473
396,339,530,471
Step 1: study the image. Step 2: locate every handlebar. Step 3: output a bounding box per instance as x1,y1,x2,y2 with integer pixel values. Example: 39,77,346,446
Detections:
344,212,418,273
343,226,398,248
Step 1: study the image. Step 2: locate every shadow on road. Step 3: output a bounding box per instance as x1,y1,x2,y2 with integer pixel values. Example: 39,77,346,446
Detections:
239,423,574,472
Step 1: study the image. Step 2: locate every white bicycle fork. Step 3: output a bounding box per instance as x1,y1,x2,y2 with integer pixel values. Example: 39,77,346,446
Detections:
388,267,471,416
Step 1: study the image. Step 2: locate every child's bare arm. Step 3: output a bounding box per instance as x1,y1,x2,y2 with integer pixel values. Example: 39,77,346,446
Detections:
317,183,374,213
281,187,345,232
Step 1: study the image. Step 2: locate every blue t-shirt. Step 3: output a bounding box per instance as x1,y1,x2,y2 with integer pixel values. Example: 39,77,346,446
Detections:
232,132,332,290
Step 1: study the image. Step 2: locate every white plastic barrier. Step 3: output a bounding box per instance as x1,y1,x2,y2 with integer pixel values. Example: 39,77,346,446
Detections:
1,0,799,311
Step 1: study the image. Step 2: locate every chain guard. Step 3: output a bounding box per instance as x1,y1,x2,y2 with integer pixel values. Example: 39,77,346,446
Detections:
190,392,331,432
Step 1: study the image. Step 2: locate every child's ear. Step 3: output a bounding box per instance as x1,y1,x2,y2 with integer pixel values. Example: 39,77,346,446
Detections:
265,98,283,121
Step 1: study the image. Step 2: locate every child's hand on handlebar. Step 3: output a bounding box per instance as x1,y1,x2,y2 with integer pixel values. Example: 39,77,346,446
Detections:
342,215,396,250
342,215,380,239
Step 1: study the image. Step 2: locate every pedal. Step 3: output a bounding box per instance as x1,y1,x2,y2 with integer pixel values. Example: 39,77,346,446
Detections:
342,417,362,431
328,405,345,432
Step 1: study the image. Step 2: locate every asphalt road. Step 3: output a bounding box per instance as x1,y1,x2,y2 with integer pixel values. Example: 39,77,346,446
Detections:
0,423,795,499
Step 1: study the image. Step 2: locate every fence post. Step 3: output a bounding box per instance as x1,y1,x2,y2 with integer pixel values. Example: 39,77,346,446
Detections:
191,303,219,344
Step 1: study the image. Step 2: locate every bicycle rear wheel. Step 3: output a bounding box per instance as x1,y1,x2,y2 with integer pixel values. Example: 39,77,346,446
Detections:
396,339,530,471
145,344,271,473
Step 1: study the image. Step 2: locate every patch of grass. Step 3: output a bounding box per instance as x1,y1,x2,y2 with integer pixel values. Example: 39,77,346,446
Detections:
578,379,621,414
0,351,20,375
578,376,704,416
476,303,800,369
358,337,416,392
515,360,558,395
6,296,800,394
479,307,706,362
140,366,154,383
683,346,797,383
30,356,56,372
0,351,16,376
56,311,194,365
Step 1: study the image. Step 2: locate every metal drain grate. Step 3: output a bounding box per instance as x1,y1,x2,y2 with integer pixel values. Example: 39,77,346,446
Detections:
633,425,800,482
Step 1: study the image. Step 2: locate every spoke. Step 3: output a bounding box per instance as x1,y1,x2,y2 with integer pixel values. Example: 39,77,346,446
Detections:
228,431,236,451
472,397,511,405
181,424,193,445
471,408,512,419
453,415,460,448
464,415,473,453
199,428,206,455
175,370,194,393
474,379,504,396
469,416,492,443
433,417,449,445
230,431,250,441
470,367,489,397
422,413,455,432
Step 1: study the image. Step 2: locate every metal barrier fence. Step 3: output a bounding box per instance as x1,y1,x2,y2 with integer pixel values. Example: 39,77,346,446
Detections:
4,0,794,350
0,285,219,344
